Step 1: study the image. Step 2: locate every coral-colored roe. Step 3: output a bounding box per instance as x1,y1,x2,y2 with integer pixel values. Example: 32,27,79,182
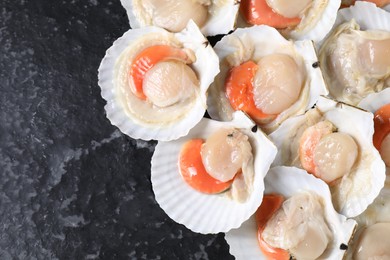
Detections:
129,45,191,100
225,60,275,123
240,0,301,28
255,194,290,260
179,139,233,194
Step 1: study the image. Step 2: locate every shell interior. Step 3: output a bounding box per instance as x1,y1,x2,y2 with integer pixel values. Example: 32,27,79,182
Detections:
207,25,327,134
236,0,340,42
120,0,240,36
151,111,277,234
225,166,357,260
358,88,390,114
270,96,386,217
98,21,219,141
318,1,390,48
284,0,341,42
317,2,390,106
358,88,390,173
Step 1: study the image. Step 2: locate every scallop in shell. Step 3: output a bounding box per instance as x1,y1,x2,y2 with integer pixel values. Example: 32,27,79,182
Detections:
98,21,219,141
318,1,390,106
225,166,357,260
151,111,277,234
120,0,240,36
270,96,386,217
207,25,327,134
237,0,340,42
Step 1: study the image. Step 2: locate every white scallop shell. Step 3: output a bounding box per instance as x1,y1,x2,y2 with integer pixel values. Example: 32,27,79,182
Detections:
318,1,390,48
337,1,390,30
358,88,390,114
207,25,328,134
354,175,390,227
346,174,390,260
284,0,341,42
98,21,219,141
225,166,357,260
270,96,386,217
346,0,390,12
359,88,390,172
151,111,277,234
120,0,239,36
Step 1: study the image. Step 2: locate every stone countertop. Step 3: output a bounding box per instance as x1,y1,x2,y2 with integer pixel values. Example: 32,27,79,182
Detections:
0,1,234,259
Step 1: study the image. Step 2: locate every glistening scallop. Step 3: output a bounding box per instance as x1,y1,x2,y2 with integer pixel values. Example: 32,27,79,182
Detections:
151,111,277,234
98,21,219,141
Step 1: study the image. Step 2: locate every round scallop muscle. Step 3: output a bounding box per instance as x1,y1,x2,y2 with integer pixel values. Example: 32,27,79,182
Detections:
143,0,209,32
253,54,303,115
313,132,358,183
201,128,252,182
354,223,390,260
143,60,199,107
358,37,390,76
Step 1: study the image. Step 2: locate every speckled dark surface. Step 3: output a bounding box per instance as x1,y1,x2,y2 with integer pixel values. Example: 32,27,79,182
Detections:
0,1,234,259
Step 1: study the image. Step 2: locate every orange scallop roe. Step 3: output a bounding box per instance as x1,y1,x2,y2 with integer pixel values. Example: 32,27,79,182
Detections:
225,60,276,123
179,139,233,194
373,103,390,151
129,45,192,100
240,0,301,28
255,194,290,260
299,122,333,175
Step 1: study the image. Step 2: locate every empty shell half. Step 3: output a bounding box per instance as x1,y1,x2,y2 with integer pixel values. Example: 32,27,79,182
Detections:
151,111,277,234
225,166,357,260
98,21,219,141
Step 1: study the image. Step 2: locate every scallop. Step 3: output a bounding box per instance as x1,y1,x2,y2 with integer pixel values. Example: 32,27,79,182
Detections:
318,1,390,106
237,0,341,42
151,111,277,234
270,96,386,217
201,128,252,183
98,21,219,141
207,25,328,134
120,0,240,36
225,166,357,260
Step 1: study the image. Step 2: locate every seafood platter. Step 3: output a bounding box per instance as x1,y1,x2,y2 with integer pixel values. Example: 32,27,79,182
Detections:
98,0,390,259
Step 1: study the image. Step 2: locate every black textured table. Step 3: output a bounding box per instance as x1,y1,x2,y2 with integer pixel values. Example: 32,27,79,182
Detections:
0,1,234,259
